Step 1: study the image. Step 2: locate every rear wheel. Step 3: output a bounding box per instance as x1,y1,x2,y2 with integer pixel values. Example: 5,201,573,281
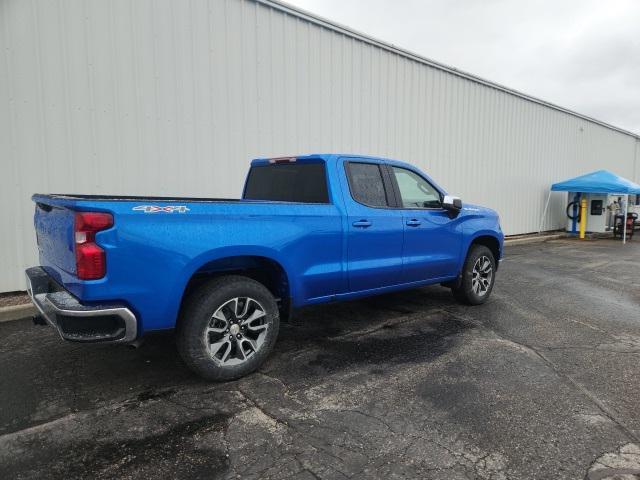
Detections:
177,275,280,381
451,245,496,305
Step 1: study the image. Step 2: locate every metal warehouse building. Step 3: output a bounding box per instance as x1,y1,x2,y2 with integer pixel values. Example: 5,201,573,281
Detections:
1,0,639,293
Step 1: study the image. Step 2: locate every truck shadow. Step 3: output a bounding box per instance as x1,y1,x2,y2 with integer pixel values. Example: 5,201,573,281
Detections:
117,284,473,383
267,285,475,378
135,285,474,380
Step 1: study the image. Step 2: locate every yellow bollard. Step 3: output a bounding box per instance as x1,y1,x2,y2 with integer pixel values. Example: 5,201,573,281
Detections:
579,197,587,239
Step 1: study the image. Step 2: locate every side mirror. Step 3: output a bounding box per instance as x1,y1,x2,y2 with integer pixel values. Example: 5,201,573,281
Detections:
443,195,462,218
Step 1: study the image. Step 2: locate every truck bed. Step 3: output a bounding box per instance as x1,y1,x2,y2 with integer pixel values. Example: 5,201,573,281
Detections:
35,194,244,202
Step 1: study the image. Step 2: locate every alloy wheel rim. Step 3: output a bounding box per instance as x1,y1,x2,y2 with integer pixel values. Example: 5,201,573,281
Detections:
472,255,493,296
204,297,269,366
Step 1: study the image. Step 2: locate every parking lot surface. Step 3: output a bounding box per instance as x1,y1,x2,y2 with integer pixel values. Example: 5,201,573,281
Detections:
1,239,639,480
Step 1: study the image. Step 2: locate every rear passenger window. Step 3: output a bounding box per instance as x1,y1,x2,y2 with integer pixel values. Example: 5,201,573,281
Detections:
244,163,329,203
346,163,390,208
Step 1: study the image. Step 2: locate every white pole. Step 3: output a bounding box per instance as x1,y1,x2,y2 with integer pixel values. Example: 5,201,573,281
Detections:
539,191,552,234
623,194,628,245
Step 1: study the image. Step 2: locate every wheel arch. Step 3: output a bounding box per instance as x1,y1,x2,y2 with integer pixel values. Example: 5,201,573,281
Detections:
178,250,292,321
468,234,501,270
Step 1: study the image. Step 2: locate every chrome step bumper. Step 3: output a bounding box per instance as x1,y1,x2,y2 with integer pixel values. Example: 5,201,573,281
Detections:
25,267,138,343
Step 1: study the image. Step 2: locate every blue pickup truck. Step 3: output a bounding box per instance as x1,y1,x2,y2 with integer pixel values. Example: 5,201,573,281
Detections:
27,154,503,380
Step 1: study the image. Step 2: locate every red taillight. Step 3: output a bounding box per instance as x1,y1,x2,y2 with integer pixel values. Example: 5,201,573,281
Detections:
74,212,113,280
76,243,106,280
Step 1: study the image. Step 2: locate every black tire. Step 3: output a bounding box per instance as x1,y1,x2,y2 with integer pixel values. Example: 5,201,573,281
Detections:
451,245,496,305
177,275,280,381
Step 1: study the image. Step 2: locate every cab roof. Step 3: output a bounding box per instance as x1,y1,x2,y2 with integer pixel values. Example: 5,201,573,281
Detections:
250,153,416,170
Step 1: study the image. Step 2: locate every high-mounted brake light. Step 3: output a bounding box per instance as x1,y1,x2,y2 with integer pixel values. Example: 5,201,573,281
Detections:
268,157,297,164
74,212,113,280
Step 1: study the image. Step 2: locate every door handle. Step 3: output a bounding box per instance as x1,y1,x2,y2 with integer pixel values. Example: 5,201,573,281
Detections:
352,219,372,228
406,219,421,227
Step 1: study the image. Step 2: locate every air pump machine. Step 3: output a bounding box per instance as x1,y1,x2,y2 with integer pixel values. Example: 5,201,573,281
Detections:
565,192,610,234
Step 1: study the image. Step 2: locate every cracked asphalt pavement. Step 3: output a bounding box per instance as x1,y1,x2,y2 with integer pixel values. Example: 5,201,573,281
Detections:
1,239,640,479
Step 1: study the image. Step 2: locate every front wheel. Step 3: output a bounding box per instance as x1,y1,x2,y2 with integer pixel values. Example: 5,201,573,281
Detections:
177,275,280,381
451,245,496,305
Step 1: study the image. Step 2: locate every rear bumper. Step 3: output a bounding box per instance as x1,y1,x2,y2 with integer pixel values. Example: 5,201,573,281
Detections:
25,267,138,343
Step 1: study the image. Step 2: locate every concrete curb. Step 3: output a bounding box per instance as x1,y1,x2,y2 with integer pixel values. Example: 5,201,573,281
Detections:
0,304,36,323
504,233,565,246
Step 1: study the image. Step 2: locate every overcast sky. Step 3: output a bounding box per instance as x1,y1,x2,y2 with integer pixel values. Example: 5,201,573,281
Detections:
287,0,640,135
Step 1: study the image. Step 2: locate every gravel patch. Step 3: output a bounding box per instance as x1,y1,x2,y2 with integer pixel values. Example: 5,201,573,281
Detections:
0,292,30,309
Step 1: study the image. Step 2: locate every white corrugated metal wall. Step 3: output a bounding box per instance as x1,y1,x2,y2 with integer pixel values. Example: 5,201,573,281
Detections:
1,0,639,293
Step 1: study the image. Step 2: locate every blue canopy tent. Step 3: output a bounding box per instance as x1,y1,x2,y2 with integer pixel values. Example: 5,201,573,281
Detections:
540,169,640,243
550,170,640,195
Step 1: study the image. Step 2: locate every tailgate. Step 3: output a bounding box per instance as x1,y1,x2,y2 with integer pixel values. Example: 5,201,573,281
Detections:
34,200,77,276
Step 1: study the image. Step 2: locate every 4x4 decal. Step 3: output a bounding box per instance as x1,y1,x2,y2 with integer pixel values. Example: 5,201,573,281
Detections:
132,205,190,213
